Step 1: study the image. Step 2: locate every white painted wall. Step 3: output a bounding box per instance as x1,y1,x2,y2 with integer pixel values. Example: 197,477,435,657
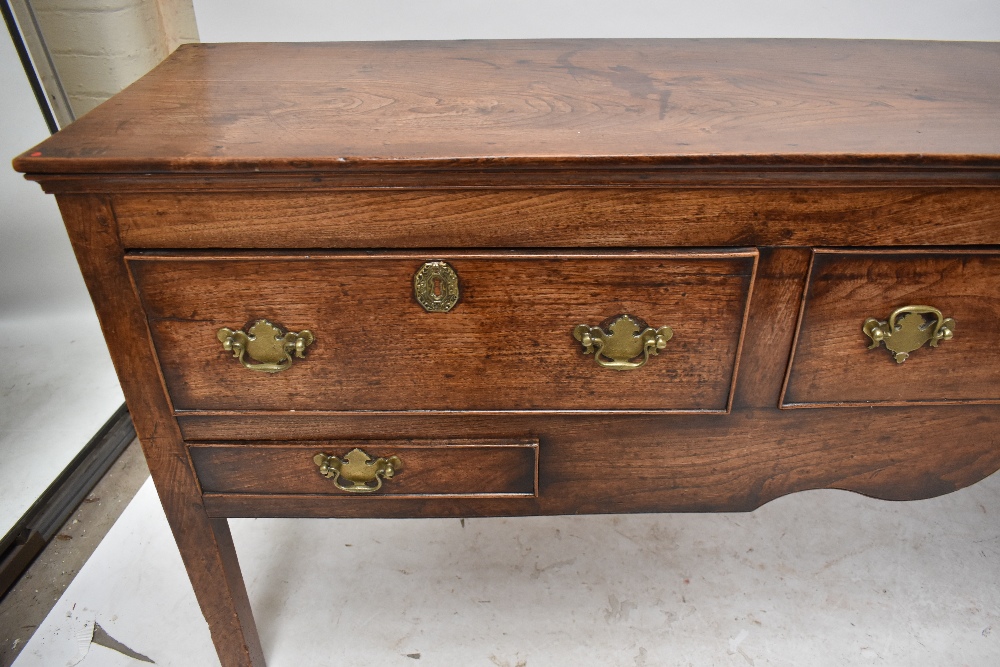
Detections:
193,0,1000,42
25,0,198,117
30,0,170,117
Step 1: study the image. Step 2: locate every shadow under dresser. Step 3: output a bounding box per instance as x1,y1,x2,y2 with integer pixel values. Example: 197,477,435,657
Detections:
13,39,1000,667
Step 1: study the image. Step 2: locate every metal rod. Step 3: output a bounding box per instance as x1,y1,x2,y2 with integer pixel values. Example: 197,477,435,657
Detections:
1,0,59,134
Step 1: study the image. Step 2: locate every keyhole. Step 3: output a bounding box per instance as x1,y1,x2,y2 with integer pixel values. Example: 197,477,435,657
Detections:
415,261,458,312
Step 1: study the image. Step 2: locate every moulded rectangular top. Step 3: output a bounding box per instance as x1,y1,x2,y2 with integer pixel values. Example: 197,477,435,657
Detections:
13,39,1000,177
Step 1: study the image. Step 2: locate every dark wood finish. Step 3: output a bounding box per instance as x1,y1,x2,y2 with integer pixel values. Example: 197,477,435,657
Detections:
53,195,265,667
114,189,1000,249
731,248,812,410
185,405,1000,518
13,40,1000,176
783,250,1000,407
189,439,538,497
14,40,1000,667
129,252,755,412
27,169,1000,193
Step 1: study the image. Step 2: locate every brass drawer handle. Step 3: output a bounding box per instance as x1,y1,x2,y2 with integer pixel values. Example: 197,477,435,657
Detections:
217,319,315,373
313,448,402,493
573,314,673,371
863,305,955,363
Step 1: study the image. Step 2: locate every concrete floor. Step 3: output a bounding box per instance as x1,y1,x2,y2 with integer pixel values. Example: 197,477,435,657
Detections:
0,440,149,667
0,306,133,667
0,311,125,540
6,464,1000,666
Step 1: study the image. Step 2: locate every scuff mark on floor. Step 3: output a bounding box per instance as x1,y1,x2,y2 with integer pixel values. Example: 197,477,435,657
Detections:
530,558,576,579
91,622,154,663
727,629,754,666
603,594,637,623
67,617,95,666
405,652,421,659
488,656,527,667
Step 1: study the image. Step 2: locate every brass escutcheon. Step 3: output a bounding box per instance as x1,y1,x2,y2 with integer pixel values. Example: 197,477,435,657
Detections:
414,261,459,312
573,314,674,370
313,448,402,493
862,305,955,363
217,319,314,373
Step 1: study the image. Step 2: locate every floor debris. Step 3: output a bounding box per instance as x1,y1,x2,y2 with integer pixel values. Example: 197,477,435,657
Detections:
91,622,154,663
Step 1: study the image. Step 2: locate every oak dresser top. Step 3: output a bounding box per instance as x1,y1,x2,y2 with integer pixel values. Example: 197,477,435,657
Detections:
13,39,1000,179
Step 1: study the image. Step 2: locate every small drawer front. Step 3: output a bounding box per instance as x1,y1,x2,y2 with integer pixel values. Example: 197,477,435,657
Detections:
189,439,538,497
129,251,756,412
783,251,1000,407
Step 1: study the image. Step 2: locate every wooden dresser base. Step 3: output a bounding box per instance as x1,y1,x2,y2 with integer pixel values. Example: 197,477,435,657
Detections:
16,40,1000,666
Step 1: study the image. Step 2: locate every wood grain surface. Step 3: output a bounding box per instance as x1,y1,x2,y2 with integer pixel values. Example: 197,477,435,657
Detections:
730,247,812,409
189,440,538,497
128,251,756,412
783,250,1000,406
14,40,1000,177
56,195,265,666
25,39,1000,667
114,188,1000,249
179,405,1000,518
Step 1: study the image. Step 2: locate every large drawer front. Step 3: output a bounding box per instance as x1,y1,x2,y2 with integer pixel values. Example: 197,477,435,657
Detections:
129,251,756,412
782,250,1000,407
189,439,538,497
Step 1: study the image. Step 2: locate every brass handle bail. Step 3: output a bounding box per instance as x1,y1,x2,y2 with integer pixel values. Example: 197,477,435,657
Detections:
863,305,955,363
573,314,673,370
313,449,402,493
217,319,315,373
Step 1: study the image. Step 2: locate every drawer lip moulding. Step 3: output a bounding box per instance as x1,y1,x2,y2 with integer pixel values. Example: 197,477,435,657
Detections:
188,439,540,499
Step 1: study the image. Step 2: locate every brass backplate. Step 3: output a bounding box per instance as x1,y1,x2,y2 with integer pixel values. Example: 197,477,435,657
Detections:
573,314,673,370
862,305,955,363
313,448,402,493
217,319,314,373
